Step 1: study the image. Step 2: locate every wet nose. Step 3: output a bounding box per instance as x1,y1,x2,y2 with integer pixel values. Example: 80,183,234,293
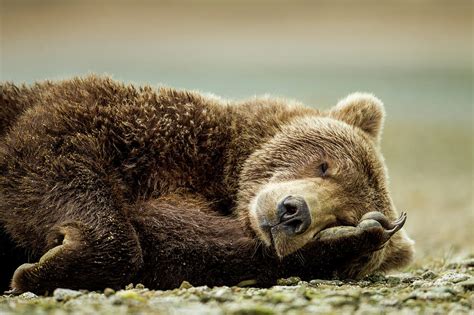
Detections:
277,195,312,235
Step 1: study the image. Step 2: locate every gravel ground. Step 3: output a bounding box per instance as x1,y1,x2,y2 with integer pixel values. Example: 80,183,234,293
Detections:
1,256,472,315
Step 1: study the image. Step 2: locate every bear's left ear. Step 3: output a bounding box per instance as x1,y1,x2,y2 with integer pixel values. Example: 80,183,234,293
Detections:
329,92,385,144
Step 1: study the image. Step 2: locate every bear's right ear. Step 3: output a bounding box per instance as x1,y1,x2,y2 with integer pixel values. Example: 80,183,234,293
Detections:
329,92,385,144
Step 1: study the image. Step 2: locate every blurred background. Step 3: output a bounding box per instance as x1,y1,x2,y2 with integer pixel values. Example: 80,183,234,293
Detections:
1,0,472,263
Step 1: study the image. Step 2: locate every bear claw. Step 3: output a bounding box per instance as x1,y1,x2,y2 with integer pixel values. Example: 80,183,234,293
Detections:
3,288,21,296
382,212,407,240
358,211,407,245
359,211,407,231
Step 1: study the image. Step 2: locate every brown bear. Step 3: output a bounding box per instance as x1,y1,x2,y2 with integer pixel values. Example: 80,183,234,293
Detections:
0,76,414,294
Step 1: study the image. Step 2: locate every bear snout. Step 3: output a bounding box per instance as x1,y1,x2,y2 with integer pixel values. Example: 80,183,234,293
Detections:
249,179,341,257
276,195,312,235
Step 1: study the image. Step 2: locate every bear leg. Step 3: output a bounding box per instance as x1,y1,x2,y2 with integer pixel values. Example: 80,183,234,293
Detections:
7,220,143,295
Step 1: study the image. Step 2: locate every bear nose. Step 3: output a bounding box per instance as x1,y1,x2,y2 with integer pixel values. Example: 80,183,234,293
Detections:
277,195,312,235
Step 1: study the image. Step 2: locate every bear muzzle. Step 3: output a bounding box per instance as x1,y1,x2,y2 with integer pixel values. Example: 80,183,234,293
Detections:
274,195,312,236
249,179,339,257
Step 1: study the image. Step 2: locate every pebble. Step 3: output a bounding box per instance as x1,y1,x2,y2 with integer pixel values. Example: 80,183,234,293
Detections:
381,298,399,307
236,279,257,287
447,258,474,269
277,277,301,286
433,272,470,285
53,288,83,301
325,295,358,307
309,279,344,286
211,287,233,302
386,276,401,285
115,290,145,303
355,280,371,287
179,281,193,289
18,292,37,300
104,288,115,297
421,270,438,280
393,273,420,284
366,273,387,283
407,287,455,301
368,293,385,302
458,278,474,291
410,280,425,288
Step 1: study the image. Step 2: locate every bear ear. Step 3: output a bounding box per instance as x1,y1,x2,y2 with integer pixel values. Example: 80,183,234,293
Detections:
329,92,385,144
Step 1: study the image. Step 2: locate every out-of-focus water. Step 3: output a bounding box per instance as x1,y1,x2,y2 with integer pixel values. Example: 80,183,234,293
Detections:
1,1,472,123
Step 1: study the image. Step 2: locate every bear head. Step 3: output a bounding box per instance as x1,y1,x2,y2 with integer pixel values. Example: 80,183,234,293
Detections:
237,92,394,258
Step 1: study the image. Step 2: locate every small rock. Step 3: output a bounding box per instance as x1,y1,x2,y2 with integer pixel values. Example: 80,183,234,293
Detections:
381,298,399,307
386,276,401,285
19,292,37,299
447,258,474,269
421,270,438,280
365,273,387,283
179,281,193,289
309,279,344,286
104,288,115,297
411,280,425,288
393,273,420,284
116,290,145,302
277,277,301,286
434,272,470,285
110,296,123,305
212,287,233,302
356,280,371,287
236,279,257,287
406,287,456,301
53,288,83,301
125,283,134,290
135,283,145,289
458,278,474,291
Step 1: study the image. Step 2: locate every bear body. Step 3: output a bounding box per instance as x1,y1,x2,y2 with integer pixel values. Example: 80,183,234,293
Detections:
0,76,414,294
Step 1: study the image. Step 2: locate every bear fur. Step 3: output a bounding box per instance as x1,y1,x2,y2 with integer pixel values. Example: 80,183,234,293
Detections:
0,76,414,294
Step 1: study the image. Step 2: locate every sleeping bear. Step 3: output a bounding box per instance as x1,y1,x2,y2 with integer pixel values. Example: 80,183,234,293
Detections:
0,76,414,294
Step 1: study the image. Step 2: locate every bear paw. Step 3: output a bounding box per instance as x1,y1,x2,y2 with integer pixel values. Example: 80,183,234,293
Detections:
312,211,407,254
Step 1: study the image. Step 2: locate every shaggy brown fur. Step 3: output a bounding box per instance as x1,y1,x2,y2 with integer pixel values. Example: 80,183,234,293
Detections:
0,76,414,294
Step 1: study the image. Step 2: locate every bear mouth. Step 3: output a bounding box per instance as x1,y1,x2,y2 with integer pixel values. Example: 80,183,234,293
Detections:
313,220,345,236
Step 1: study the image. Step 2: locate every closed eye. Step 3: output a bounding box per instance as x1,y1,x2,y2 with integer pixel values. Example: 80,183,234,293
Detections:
318,162,329,177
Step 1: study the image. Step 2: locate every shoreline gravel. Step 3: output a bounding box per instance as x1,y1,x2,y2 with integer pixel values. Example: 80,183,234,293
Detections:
1,256,472,315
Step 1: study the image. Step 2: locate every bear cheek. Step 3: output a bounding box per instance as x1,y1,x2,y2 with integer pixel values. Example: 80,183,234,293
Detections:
305,192,340,233
248,193,275,246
